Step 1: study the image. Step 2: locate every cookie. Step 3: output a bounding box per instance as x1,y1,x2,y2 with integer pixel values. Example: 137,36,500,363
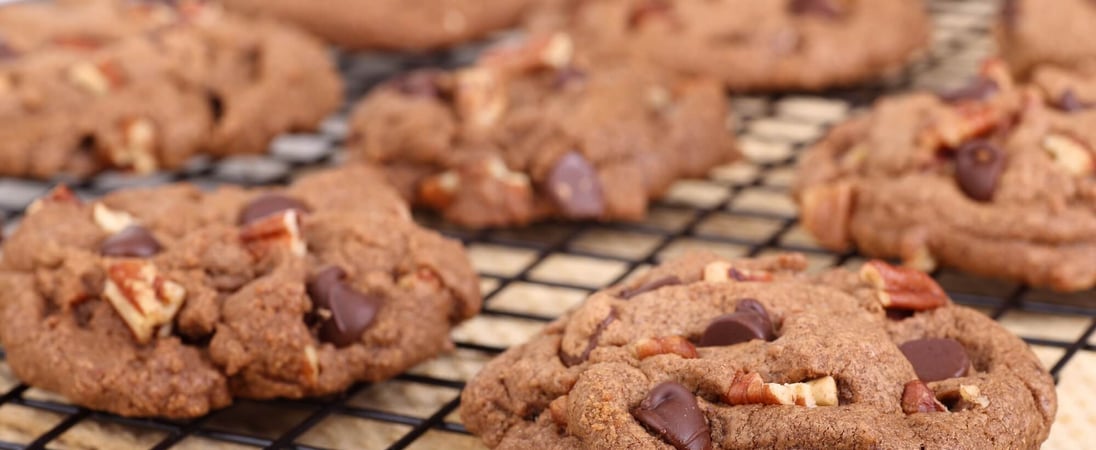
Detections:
0,166,481,418
794,59,1096,292
220,0,535,51
0,0,341,179
460,252,1056,449
996,0,1096,79
348,33,737,228
526,0,931,91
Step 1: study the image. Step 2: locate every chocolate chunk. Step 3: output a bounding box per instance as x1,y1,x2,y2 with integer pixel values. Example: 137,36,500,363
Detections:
938,78,999,103
788,0,848,18
954,140,1005,202
238,194,309,225
0,38,17,61
308,267,381,348
619,276,682,300
392,70,441,98
546,151,604,218
632,382,712,450
100,226,163,258
559,309,616,367
899,338,971,382
698,299,774,347
1056,89,1089,113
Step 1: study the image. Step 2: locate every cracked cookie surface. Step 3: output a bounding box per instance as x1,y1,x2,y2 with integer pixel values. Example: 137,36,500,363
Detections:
348,33,737,228
221,0,536,51
526,0,930,91
460,252,1055,449
0,0,341,179
0,167,480,418
794,60,1096,292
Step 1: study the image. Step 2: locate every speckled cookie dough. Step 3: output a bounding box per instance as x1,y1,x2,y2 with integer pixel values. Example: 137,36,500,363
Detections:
795,60,1096,292
220,0,536,50
997,0,1096,79
0,0,341,179
461,251,1056,449
526,0,931,91
348,33,737,228
0,167,481,418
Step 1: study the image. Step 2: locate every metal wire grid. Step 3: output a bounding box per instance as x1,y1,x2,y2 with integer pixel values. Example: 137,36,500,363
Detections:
0,0,1091,448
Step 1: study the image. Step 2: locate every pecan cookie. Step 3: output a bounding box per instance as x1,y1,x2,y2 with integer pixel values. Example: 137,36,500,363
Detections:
348,33,737,228
0,0,341,179
460,252,1056,449
220,0,535,50
0,167,481,418
794,60,1096,292
997,0,1096,79
526,0,930,91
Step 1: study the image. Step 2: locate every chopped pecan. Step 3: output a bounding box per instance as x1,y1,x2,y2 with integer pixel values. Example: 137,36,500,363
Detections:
26,185,80,216
859,260,948,311
418,171,460,209
901,380,947,414
239,210,307,257
724,372,838,407
102,260,187,344
798,180,855,251
635,336,699,360
454,68,507,134
479,32,574,74
93,203,137,234
1042,133,1095,177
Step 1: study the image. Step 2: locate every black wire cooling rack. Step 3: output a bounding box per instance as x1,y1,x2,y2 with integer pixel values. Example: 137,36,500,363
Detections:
0,0,1092,449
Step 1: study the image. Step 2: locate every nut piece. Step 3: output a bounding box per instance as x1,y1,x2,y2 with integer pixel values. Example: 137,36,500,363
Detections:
901,380,947,414
480,32,574,74
859,260,948,311
957,384,990,409
724,373,838,408
418,171,460,209
102,260,187,344
703,261,773,283
1042,133,1095,176
68,60,125,96
921,102,1000,149
239,210,307,257
301,345,320,385
485,157,531,189
112,118,158,174
93,203,137,234
635,336,699,360
454,68,507,134
26,185,80,216
799,180,855,251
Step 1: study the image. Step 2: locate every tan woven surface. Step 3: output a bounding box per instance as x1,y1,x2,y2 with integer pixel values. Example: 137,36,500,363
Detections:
0,0,1093,448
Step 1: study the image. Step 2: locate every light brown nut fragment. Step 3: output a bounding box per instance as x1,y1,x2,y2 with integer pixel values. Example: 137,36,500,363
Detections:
26,185,80,216
485,157,531,189
102,260,187,344
1042,133,1095,177
301,346,320,385
901,380,947,414
724,373,838,408
799,180,855,251
937,384,990,411
93,203,136,234
68,60,125,95
454,68,507,134
418,171,460,209
112,118,159,174
239,210,307,257
703,262,773,283
922,103,1000,149
859,260,948,311
480,32,574,74
635,336,699,360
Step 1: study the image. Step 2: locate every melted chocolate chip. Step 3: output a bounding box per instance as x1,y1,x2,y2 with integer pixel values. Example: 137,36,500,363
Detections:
954,140,1005,202
1056,89,1090,112
698,299,774,347
101,225,163,258
546,151,604,219
788,0,848,18
619,276,682,300
559,309,616,367
238,194,309,225
899,338,971,382
938,78,999,103
632,382,712,450
308,267,382,348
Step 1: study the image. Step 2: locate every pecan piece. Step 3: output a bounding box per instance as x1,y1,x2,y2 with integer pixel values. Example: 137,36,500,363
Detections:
239,210,307,257
102,260,187,344
901,380,947,414
1042,133,1095,177
635,336,699,360
798,180,855,251
724,372,838,407
93,203,137,234
859,260,948,311
25,185,80,216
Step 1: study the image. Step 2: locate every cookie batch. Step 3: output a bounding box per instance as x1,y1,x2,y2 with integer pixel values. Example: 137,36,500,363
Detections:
0,0,1074,448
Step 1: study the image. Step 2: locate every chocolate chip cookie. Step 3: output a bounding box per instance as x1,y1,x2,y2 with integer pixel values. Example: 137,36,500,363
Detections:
460,251,1056,449
0,166,481,418
220,0,535,50
795,59,1096,292
348,33,737,228
997,0,1096,79
0,0,341,179
526,0,931,91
